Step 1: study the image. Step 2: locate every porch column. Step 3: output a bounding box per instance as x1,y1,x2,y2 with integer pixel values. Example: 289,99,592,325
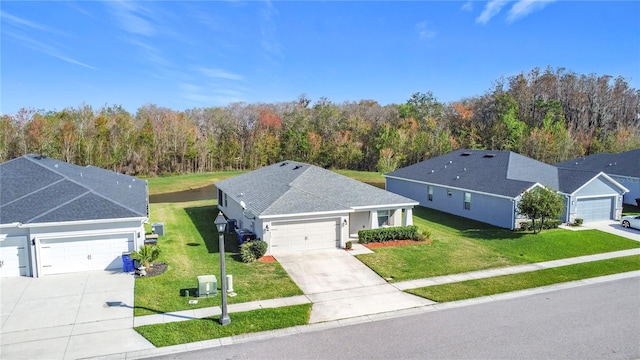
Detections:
404,208,413,226
370,210,378,228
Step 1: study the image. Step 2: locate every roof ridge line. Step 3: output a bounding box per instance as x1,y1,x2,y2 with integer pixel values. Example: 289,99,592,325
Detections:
0,178,66,209
25,155,145,216
27,191,91,223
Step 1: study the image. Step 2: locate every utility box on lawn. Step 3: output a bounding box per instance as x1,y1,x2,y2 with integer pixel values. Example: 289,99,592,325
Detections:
152,222,165,236
197,275,217,297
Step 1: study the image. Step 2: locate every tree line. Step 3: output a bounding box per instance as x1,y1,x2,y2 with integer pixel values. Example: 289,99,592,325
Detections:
1,66,638,176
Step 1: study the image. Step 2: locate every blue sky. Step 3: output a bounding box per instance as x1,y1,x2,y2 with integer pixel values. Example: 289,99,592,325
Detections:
2,1,638,115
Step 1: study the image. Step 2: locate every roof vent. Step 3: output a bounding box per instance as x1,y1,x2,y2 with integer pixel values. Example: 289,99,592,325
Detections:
54,164,58,168
431,169,434,173
463,167,466,171
280,162,288,167
456,176,459,179
483,154,495,158
448,160,453,164
461,152,472,156
292,165,302,170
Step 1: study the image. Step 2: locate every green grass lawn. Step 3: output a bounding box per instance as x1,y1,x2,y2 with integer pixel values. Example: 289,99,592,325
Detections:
134,199,302,316
135,303,312,347
408,255,640,302
623,203,640,215
146,171,243,195
357,207,640,282
332,169,386,189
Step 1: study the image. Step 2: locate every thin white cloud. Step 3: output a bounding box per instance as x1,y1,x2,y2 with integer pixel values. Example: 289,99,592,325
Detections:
197,68,245,81
507,0,556,23
106,1,157,37
179,82,245,105
476,0,509,24
6,32,96,70
461,1,474,12
260,1,284,59
416,21,436,40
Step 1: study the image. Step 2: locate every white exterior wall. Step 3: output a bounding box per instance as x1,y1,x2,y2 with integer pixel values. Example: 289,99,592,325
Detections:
1,218,146,277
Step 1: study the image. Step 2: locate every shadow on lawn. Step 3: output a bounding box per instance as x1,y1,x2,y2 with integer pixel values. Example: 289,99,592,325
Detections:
184,205,241,255
413,206,527,241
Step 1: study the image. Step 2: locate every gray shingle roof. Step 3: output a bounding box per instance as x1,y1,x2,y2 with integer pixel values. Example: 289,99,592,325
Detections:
555,149,640,178
215,161,418,217
385,149,560,197
0,155,148,224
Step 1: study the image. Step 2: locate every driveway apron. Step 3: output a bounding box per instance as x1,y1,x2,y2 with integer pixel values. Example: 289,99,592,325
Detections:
1,271,153,360
275,249,434,323
582,220,640,242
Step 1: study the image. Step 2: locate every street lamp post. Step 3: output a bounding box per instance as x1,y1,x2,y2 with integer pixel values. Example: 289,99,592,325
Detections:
214,211,231,325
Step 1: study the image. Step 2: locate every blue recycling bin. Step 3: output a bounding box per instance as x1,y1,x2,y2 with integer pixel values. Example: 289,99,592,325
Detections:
122,252,135,272
237,229,257,245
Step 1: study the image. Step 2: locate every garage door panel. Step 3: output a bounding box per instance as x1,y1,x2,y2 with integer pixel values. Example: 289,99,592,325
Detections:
40,235,132,275
0,237,29,277
577,197,613,222
271,219,339,254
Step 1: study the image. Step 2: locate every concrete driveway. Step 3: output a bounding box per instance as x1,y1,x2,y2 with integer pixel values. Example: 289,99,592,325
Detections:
1,271,153,360
275,249,434,323
583,220,640,242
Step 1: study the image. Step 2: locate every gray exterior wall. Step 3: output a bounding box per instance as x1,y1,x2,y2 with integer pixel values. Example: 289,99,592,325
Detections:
386,178,516,229
611,175,640,205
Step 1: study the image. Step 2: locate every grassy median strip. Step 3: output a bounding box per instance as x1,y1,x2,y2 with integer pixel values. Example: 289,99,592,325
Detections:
407,255,640,302
135,304,311,347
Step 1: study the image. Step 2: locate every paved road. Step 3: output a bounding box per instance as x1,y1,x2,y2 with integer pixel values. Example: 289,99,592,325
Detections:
145,277,640,360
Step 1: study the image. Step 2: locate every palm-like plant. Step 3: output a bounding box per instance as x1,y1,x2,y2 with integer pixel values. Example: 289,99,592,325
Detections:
130,244,161,271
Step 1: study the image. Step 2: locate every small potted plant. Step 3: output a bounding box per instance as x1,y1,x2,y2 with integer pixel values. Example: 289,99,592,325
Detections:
345,241,353,250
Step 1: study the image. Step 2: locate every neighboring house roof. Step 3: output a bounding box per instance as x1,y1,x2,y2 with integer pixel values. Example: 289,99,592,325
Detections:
555,148,640,178
0,155,148,224
215,161,418,217
385,149,560,198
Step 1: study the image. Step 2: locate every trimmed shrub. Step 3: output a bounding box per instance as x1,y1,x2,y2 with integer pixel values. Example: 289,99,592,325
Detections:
358,226,420,244
574,218,584,226
519,219,562,231
240,240,268,263
345,241,353,250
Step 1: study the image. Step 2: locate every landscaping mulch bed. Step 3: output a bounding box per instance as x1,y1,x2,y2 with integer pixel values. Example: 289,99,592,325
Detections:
259,255,276,263
363,240,429,249
135,262,168,277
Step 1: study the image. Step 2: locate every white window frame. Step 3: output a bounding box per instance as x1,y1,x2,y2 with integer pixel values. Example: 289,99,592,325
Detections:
464,192,471,210
377,210,390,226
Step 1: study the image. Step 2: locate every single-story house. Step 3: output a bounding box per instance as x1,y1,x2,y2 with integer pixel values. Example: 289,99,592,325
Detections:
555,148,640,206
215,161,418,255
384,149,628,229
0,155,149,277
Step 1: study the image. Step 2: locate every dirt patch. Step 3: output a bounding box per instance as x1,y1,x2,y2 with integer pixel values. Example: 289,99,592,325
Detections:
363,239,430,249
259,255,276,263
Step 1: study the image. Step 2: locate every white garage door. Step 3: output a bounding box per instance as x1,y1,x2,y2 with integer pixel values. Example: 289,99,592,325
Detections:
40,235,132,276
577,197,614,222
270,219,340,254
0,237,29,277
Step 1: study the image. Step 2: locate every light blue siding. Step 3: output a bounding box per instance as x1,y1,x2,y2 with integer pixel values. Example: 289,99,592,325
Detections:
612,175,640,205
386,178,516,229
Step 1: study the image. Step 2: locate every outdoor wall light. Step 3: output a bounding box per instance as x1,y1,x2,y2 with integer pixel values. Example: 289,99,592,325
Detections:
343,219,348,226
265,225,269,231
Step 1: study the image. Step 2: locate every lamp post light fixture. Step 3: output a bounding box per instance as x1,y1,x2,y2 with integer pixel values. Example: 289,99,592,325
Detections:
214,211,231,325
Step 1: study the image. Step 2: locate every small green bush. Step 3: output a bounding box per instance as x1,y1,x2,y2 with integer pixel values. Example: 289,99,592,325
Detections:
358,226,420,243
345,241,353,249
131,244,161,270
519,219,562,231
240,240,268,263
574,218,584,226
